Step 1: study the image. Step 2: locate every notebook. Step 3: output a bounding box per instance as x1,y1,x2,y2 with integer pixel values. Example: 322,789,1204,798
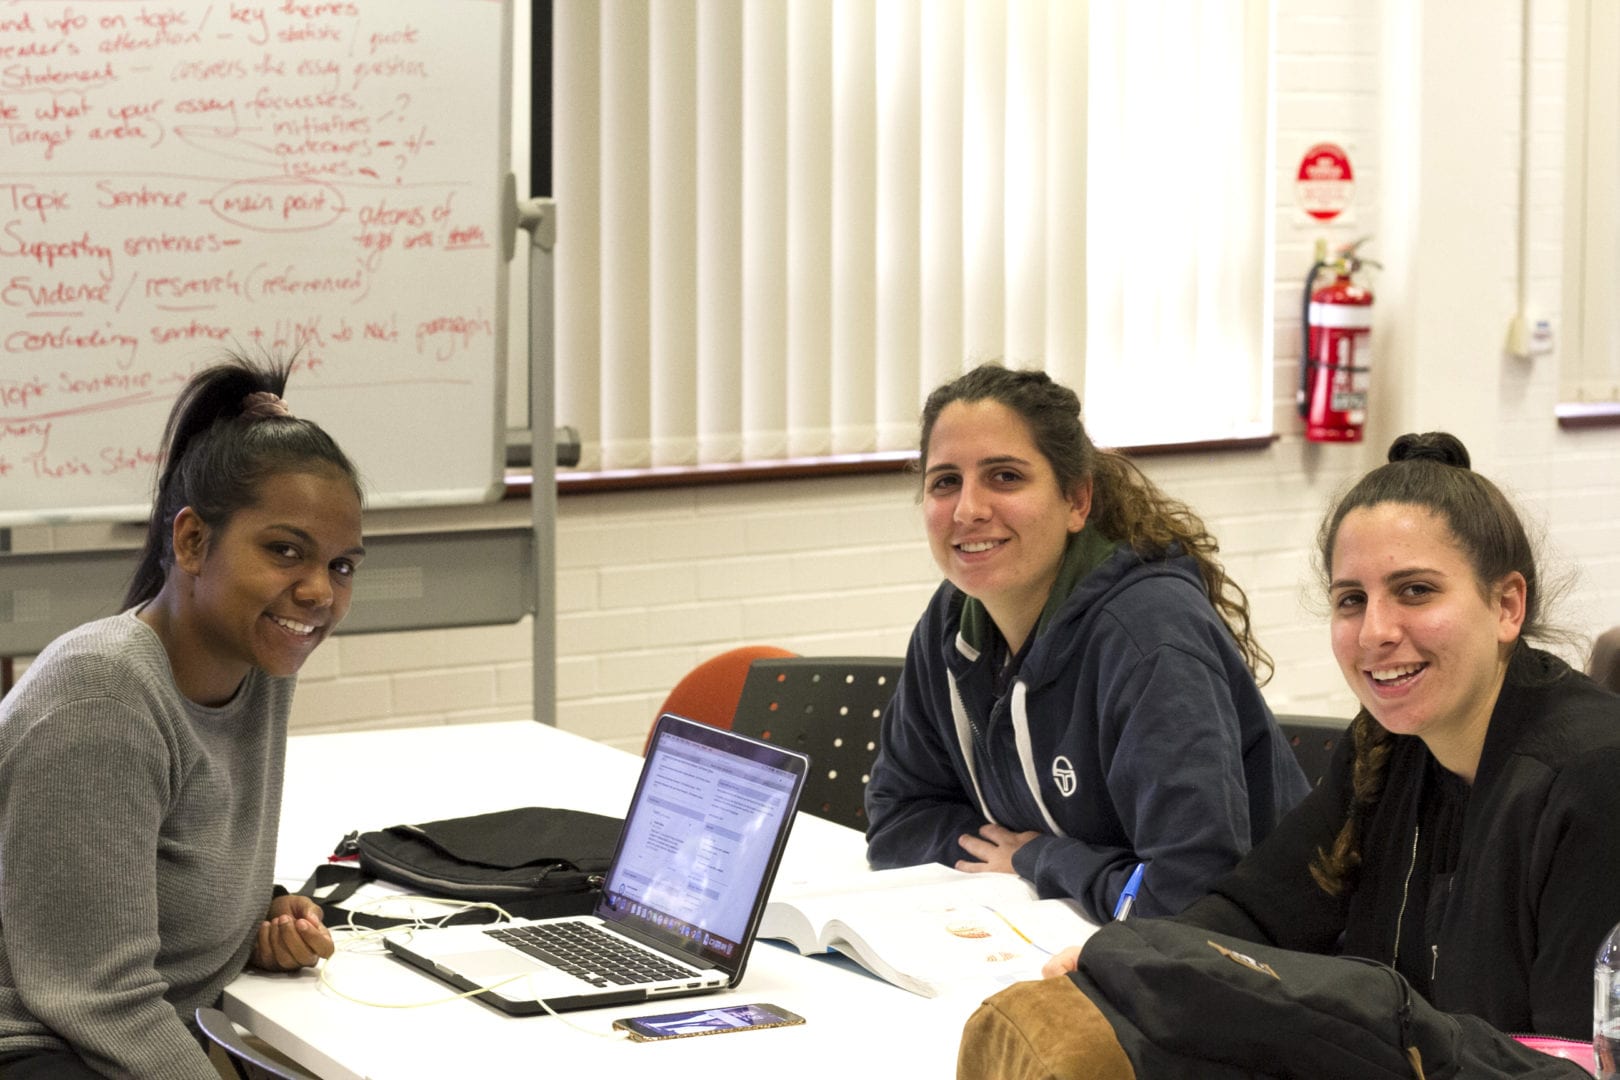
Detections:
382,714,810,1015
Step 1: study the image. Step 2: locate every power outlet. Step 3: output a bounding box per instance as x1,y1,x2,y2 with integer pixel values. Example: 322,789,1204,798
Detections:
1530,319,1555,356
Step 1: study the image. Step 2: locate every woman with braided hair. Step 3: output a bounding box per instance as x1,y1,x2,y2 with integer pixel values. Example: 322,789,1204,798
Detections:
0,354,365,1078
1042,431,1620,1039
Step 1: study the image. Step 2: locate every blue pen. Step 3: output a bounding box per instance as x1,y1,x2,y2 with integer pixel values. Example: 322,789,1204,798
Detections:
1111,863,1145,921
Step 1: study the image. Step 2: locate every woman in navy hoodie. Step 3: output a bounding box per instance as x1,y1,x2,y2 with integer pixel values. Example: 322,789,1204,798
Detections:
864,364,1308,921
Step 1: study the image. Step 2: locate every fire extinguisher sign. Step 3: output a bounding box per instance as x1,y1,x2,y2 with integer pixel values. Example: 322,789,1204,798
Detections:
1296,142,1354,223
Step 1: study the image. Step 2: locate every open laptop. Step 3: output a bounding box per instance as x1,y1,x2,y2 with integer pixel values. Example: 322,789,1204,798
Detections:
383,714,809,1015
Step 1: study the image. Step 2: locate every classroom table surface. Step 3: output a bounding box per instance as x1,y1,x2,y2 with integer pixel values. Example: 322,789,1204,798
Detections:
225,719,1002,1079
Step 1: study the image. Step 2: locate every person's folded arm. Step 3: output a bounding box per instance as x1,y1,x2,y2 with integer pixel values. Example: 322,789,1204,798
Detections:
1014,642,1265,921
1010,833,1135,922
865,662,987,871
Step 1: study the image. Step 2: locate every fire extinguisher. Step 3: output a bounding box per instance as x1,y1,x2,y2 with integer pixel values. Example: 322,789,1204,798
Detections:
1299,239,1376,443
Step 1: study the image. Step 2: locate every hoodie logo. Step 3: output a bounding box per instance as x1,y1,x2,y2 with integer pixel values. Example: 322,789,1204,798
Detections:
1051,755,1077,797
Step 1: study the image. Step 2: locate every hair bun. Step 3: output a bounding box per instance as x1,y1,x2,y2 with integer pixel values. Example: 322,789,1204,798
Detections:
1387,431,1470,469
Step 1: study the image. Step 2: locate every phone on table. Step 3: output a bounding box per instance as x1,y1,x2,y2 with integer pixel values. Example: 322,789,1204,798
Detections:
613,1002,806,1042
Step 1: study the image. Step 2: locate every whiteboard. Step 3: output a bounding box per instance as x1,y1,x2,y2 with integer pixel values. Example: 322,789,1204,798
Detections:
0,0,512,525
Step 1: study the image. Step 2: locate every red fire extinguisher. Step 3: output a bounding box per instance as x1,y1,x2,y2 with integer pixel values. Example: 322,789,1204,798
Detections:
1299,239,1375,443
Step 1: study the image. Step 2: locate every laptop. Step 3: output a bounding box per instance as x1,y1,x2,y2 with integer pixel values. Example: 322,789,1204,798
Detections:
383,714,810,1015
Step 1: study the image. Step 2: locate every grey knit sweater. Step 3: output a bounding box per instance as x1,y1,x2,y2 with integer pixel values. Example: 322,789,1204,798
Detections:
0,610,290,1078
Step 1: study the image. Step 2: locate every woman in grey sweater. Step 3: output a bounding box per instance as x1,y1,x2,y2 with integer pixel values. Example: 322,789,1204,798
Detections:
0,355,365,1078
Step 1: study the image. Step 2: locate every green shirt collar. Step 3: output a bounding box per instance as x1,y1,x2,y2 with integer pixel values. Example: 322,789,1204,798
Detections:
958,527,1118,652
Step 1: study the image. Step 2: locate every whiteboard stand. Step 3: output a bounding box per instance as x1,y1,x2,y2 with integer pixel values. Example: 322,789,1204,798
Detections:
520,197,558,727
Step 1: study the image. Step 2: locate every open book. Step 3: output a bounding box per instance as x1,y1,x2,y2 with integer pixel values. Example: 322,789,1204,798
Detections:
758,864,1098,998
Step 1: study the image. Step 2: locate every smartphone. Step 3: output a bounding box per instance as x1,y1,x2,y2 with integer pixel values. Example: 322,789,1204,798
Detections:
613,1002,805,1042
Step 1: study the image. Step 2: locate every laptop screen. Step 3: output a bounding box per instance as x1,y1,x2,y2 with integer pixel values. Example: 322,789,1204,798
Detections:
596,715,807,972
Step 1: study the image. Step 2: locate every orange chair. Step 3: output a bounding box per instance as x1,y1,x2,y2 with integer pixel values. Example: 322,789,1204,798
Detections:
644,645,798,754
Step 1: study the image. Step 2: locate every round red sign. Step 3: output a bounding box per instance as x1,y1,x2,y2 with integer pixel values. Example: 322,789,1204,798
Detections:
1296,142,1354,222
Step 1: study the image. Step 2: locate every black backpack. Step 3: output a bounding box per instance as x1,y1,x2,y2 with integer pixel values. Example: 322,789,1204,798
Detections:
1072,919,1590,1080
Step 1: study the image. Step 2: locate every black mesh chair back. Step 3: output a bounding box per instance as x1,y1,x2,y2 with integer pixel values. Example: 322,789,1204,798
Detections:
1276,714,1346,788
731,656,903,831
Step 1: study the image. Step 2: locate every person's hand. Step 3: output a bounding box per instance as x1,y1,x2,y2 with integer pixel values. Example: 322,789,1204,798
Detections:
955,823,1040,875
249,894,334,972
1042,945,1083,979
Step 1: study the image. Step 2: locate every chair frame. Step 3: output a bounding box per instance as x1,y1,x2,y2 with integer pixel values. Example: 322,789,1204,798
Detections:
196,1006,319,1080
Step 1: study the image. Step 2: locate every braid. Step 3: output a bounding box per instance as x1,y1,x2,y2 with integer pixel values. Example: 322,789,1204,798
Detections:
1309,709,1395,896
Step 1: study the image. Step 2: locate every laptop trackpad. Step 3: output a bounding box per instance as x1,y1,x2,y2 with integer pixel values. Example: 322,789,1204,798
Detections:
435,949,547,983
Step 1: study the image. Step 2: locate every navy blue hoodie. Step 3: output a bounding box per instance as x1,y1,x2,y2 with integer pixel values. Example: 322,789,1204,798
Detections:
864,538,1310,922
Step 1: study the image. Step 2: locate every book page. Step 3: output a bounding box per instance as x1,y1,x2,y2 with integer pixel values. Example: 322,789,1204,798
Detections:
828,897,1097,998
760,866,1040,953
768,861,975,901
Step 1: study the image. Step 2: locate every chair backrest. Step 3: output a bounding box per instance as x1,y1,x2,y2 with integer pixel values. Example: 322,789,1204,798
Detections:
1590,626,1620,695
730,656,903,831
195,1007,320,1080
1275,714,1346,788
645,644,798,754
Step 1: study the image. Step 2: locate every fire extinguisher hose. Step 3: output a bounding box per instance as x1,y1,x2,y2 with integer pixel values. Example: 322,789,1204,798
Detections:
1299,258,1330,418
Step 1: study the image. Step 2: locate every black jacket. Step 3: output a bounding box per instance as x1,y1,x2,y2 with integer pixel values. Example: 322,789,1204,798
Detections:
1179,646,1620,1038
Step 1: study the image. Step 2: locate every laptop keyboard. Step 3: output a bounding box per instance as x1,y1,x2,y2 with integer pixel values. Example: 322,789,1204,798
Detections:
485,921,698,987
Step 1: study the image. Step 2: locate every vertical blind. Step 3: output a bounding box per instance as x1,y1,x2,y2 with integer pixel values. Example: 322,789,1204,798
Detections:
1563,0,1620,405
553,0,1273,471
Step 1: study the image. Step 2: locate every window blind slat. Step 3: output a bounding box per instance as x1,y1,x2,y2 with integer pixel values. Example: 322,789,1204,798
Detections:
833,0,880,454
1567,0,1620,402
742,0,790,461
651,0,699,467
552,1,602,468
599,3,652,468
917,0,967,403
876,0,924,450
697,0,745,462
1044,0,1087,393
787,0,835,457
1004,0,1048,367
962,2,1008,360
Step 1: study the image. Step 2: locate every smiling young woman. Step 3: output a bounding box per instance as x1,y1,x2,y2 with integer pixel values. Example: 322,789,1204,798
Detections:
0,355,364,1079
864,363,1309,923
1268,435,1620,1038
1038,432,1620,1044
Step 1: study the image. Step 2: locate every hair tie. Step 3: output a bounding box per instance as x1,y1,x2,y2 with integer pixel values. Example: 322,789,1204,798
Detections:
241,391,293,420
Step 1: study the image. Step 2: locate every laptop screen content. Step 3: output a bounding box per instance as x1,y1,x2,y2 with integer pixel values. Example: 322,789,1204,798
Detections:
596,723,802,970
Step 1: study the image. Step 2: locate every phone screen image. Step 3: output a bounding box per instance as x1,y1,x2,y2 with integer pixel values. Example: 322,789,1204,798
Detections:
613,1002,805,1042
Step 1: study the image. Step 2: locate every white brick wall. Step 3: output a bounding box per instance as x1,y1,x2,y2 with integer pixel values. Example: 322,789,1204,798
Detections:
8,0,1618,758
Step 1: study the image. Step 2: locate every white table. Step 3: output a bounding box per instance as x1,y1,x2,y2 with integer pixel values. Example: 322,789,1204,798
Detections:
224,721,992,1079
